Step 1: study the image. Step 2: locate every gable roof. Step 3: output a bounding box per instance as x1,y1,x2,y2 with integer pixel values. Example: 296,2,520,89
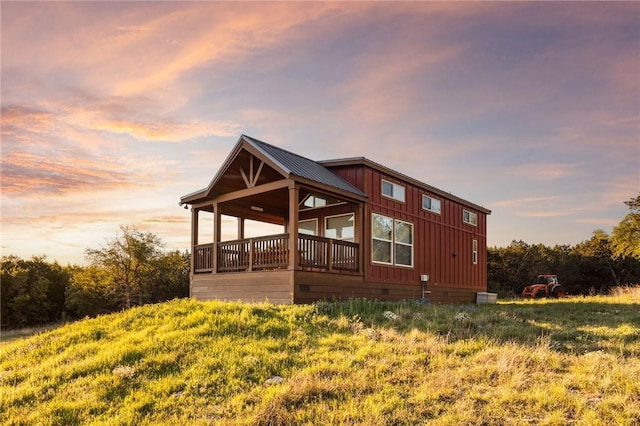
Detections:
180,135,367,205
242,135,367,198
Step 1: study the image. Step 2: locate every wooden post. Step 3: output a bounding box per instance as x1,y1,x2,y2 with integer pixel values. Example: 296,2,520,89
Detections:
356,202,365,273
190,208,198,277
328,239,334,272
213,203,220,274
288,184,299,270
238,217,245,240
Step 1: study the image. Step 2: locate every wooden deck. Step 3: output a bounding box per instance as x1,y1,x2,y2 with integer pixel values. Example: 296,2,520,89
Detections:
191,233,478,305
191,270,478,305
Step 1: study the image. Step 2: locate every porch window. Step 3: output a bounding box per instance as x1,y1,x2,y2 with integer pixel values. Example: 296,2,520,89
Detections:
299,219,318,236
303,195,327,209
325,213,354,242
382,179,405,202
372,213,413,267
301,194,345,210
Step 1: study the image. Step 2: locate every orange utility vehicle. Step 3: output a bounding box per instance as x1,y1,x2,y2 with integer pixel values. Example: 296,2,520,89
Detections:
521,274,566,298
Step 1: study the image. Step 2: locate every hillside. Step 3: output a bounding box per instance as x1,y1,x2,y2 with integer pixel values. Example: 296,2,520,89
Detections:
1,290,639,425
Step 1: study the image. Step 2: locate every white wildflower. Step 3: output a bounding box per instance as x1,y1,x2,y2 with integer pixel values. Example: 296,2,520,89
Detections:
383,311,399,321
454,312,471,322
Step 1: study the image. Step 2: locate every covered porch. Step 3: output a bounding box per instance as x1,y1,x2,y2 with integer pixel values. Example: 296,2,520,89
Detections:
180,135,368,303
186,186,365,303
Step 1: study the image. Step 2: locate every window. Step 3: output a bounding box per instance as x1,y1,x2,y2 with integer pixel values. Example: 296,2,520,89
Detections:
372,213,413,267
381,179,405,202
422,195,441,214
303,195,326,209
463,210,478,226
299,219,317,236
472,239,478,265
325,214,354,241
394,219,413,266
372,214,393,264
301,194,345,210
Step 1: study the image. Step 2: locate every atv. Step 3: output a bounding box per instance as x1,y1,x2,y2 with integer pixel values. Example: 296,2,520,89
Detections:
521,274,566,298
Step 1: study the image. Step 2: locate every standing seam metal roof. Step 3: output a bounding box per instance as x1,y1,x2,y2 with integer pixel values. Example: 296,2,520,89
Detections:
242,135,367,198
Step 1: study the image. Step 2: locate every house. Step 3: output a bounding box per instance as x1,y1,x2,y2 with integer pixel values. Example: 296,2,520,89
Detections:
179,135,491,304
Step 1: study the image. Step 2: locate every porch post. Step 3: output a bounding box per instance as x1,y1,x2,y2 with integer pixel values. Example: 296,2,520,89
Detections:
288,183,299,270
238,217,245,240
213,203,220,274
356,202,365,273
191,208,199,275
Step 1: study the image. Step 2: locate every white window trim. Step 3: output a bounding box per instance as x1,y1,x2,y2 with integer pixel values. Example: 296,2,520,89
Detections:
463,209,478,226
422,195,441,214
371,213,413,268
381,179,406,203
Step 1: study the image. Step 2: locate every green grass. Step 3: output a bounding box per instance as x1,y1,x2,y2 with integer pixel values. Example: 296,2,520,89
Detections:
1,289,639,425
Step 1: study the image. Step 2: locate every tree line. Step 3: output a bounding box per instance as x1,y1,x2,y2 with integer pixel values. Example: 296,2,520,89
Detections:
2,196,638,329
1,226,189,329
489,195,640,296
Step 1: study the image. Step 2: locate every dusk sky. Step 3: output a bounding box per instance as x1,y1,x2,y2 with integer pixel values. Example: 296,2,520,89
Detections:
2,1,639,265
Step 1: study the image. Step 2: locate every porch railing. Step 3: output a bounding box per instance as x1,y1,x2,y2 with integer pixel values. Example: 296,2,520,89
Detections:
193,233,359,274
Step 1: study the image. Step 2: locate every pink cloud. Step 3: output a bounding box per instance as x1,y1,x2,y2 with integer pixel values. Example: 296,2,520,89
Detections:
0,152,140,196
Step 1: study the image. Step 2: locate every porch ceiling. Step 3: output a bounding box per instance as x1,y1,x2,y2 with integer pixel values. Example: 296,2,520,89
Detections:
197,186,344,225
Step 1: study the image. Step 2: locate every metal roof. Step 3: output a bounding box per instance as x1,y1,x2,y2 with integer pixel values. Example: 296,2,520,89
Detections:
242,135,367,198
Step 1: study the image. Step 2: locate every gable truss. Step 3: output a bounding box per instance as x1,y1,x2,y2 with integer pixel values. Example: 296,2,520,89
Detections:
239,155,265,188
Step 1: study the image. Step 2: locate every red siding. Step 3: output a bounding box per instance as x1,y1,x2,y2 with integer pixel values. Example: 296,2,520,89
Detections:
330,164,488,296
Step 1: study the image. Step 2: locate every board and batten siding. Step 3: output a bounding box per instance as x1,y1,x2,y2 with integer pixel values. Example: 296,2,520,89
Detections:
330,164,487,294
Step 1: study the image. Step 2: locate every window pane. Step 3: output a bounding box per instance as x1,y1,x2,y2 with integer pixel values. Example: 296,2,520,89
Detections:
303,197,315,208
372,239,392,263
431,199,441,213
372,214,393,240
422,196,431,210
395,185,405,202
382,181,393,197
395,243,412,266
299,220,317,235
395,221,412,244
326,214,354,241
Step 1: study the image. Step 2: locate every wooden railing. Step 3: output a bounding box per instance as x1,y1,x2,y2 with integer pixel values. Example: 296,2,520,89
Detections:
331,239,359,272
193,234,359,274
194,244,214,273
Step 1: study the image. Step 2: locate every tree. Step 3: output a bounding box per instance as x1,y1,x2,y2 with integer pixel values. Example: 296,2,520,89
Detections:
148,250,190,302
65,265,118,318
1,255,70,328
611,194,640,260
572,230,621,292
85,226,163,309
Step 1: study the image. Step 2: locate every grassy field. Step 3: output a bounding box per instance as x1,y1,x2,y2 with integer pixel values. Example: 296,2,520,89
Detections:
1,288,639,425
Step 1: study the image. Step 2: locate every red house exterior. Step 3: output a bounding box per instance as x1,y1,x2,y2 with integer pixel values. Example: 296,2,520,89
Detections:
180,135,491,304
